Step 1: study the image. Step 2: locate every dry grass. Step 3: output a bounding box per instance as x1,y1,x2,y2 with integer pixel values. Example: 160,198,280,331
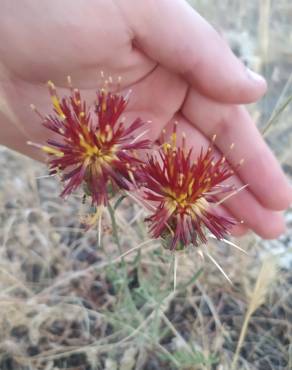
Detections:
0,1,292,369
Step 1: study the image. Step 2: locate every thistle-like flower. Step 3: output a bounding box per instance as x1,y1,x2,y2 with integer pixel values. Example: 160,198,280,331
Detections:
31,80,149,205
140,125,237,250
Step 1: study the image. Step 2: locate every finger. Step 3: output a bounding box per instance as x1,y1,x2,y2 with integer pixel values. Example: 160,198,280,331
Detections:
125,0,266,103
214,205,249,237
163,116,286,239
182,89,292,210
124,65,188,139
232,226,249,238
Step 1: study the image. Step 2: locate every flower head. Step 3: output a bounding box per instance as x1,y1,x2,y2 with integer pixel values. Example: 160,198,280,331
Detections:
33,81,149,205
140,125,237,250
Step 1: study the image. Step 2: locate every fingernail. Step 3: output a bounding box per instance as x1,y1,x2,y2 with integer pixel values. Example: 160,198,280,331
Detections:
246,68,266,84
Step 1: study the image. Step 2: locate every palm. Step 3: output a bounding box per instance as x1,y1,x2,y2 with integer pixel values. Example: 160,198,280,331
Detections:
0,1,186,152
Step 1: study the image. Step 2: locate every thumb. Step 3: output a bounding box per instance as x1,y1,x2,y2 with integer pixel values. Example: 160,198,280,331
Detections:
122,0,266,104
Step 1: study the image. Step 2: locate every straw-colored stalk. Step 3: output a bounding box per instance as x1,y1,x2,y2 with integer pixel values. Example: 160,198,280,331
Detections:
231,256,278,369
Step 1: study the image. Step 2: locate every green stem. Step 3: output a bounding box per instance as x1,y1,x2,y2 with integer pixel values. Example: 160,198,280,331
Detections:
108,201,122,255
107,201,129,294
107,200,142,318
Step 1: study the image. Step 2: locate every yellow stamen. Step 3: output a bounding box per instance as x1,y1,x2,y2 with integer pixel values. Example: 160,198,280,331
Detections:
191,197,208,217
42,146,64,157
188,179,194,195
163,142,171,154
48,81,66,119
79,140,100,157
171,132,176,147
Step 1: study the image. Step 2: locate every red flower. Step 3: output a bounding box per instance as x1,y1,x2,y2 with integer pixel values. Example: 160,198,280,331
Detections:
140,126,237,250
34,81,150,205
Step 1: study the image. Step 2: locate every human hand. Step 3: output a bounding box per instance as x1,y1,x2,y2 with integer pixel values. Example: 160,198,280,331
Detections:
0,0,291,238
